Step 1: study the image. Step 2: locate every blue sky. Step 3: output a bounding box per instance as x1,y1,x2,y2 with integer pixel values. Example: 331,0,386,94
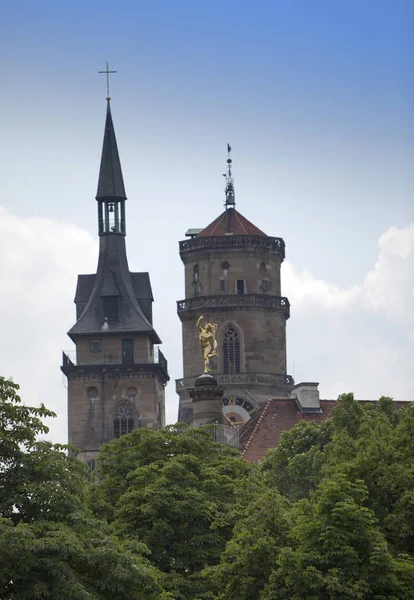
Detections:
1,0,413,441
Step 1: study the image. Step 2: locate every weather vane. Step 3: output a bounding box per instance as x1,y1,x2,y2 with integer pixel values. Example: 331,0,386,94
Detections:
223,143,235,208
99,62,117,100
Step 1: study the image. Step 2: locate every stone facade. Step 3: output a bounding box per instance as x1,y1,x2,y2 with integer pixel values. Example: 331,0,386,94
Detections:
64,357,167,464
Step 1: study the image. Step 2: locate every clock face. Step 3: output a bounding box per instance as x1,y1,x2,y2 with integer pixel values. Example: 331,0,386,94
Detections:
221,396,256,425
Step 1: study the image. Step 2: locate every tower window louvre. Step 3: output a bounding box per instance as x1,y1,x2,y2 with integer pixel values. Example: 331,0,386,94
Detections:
223,325,240,374
103,296,118,321
114,403,135,438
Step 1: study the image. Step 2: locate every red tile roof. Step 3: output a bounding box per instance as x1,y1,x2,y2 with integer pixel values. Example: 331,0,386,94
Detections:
196,208,266,237
240,398,411,462
241,398,306,462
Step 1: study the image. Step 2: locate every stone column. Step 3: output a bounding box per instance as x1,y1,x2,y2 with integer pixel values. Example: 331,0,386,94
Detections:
189,374,224,428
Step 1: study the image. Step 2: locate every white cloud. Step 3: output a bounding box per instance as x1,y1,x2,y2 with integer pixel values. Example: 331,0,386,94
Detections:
363,224,414,316
283,223,414,400
284,223,414,325
0,207,412,446
0,206,97,442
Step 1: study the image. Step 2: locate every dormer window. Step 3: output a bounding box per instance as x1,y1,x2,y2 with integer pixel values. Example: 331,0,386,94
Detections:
103,296,118,321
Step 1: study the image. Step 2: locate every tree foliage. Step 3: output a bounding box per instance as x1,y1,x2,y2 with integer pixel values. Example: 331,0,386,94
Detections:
268,477,401,600
2,377,414,600
0,376,162,599
91,424,252,599
210,394,414,600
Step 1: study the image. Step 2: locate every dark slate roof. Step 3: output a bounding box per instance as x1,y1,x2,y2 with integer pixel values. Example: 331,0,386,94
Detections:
74,272,154,324
74,274,95,304
100,270,120,296
131,273,153,302
96,100,127,201
196,207,266,237
68,234,161,343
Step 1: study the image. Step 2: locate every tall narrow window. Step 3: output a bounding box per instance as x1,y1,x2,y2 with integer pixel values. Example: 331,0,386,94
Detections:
122,339,134,365
193,264,200,296
236,280,245,295
114,403,134,438
223,325,241,374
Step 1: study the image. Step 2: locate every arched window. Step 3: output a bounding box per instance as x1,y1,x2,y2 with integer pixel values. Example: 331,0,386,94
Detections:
223,325,240,374
114,403,135,438
87,387,98,404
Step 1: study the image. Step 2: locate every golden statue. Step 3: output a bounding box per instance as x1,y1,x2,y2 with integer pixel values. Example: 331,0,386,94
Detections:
197,315,218,373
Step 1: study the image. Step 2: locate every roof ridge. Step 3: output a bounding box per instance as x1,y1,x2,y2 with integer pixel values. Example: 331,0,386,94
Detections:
242,399,271,458
196,207,267,238
233,210,248,234
209,213,225,236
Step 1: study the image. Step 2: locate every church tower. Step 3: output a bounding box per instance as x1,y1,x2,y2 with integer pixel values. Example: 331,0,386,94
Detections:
62,98,168,465
176,147,293,427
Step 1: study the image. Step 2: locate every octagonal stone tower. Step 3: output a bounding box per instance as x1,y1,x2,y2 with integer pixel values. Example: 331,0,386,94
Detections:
176,148,293,427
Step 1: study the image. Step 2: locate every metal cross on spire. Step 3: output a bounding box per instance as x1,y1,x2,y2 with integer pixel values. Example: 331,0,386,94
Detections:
99,62,117,100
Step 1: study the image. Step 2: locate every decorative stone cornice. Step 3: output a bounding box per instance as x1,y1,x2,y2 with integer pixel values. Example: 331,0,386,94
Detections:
179,235,285,259
176,372,294,394
177,294,290,318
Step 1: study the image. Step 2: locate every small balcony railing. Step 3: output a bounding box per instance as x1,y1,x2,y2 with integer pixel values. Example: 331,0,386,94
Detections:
177,424,240,448
177,294,290,318
176,372,294,393
179,234,285,259
205,424,240,447
62,347,168,378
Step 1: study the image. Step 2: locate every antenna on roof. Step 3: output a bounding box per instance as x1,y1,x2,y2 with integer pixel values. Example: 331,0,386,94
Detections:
223,143,235,209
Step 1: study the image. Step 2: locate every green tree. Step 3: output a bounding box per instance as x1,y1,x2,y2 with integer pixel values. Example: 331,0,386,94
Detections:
209,484,290,600
0,376,162,599
327,396,414,554
267,477,405,600
260,419,333,501
225,394,414,599
91,424,252,599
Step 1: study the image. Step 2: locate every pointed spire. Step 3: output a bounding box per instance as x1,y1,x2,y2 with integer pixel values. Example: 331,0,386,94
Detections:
224,143,235,208
96,100,127,201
